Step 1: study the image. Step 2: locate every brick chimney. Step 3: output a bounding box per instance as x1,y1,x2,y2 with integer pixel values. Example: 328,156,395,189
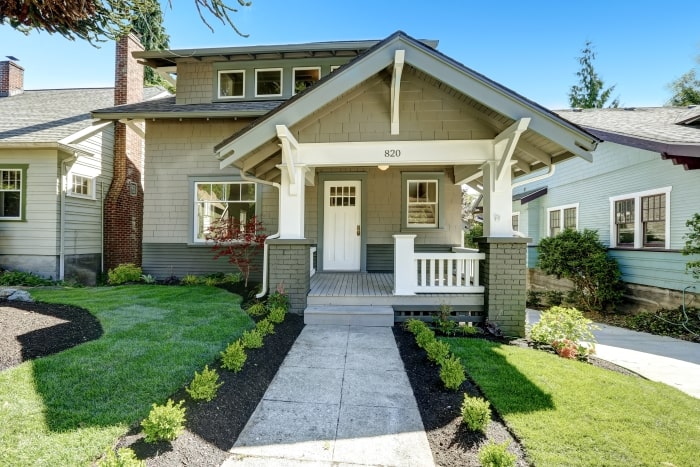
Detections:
104,33,145,272
0,60,24,97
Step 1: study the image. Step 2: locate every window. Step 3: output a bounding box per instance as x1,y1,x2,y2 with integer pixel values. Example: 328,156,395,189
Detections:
512,212,520,232
406,179,438,228
68,173,95,199
218,70,245,98
293,67,320,94
547,204,578,237
255,68,282,97
610,188,670,249
0,166,25,220
194,182,256,241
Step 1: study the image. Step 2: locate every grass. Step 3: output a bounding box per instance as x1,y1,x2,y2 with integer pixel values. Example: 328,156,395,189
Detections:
0,285,253,466
445,338,700,467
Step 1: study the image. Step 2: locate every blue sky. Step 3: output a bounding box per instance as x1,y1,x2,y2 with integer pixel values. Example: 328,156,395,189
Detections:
1,0,698,109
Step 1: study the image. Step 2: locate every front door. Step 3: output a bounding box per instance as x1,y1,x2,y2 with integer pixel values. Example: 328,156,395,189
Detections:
323,180,361,270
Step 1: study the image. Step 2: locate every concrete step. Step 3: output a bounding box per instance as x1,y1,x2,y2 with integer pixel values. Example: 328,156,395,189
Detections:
304,305,394,326
306,294,484,307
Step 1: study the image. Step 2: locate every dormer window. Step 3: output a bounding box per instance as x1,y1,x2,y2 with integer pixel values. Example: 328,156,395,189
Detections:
293,67,321,94
218,70,245,98
255,68,283,97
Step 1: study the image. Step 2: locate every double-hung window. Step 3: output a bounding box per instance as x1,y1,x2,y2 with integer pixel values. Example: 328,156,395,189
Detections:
547,204,578,237
194,181,256,242
610,188,670,249
401,172,444,229
0,166,26,220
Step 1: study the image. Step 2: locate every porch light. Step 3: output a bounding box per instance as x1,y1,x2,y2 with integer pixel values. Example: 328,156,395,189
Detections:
378,165,389,171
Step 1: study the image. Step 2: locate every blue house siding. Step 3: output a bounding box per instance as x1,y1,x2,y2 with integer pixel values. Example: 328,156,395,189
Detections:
608,249,695,291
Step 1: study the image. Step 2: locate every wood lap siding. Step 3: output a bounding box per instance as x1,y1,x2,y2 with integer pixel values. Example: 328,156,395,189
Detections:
142,243,263,280
367,244,456,272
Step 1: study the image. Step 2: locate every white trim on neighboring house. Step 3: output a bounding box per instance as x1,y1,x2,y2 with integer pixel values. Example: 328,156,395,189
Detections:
217,69,245,99
609,186,672,249
67,172,97,200
546,203,579,237
255,68,283,97
512,211,520,234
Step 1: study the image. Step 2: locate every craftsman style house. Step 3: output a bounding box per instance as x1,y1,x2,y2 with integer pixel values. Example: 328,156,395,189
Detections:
93,31,599,335
512,106,700,310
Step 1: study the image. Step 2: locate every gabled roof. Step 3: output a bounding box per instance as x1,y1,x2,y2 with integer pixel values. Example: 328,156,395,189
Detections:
0,87,168,147
557,106,700,169
512,186,548,204
215,31,599,171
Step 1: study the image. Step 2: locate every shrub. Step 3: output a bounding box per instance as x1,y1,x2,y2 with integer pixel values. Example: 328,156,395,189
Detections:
267,286,289,311
240,329,263,349
440,354,466,390
256,318,275,336
180,274,202,286
458,324,479,336
478,440,516,467
246,301,267,317
140,274,156,284
537,229,623,310
0,269,55,286
208,216,267,287
186,365,223,402
529,306,598,346
405,319,429,335
550,339,592,360
626,306,700,339
461,394,491,433
415,327,436,349
464,222,483,248
682,213,700,279
526,289,543,308
221,340,247,372
140,399,186,443
98,447,145,467
107,263,142,285
268,307,286,324
425,339,450,365
544,289,564,307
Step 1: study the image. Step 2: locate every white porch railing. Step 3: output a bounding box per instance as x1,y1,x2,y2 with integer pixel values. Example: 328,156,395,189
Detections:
393,235,485,295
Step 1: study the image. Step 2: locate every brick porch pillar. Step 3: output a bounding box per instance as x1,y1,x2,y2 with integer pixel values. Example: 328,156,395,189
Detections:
267,239,313,314
477,237,530,337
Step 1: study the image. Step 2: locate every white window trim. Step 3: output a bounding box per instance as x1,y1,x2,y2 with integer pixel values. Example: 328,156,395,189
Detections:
546,203,579,237
330,65,341,72
217,70,245,99
193,181,258,243
406,179,439,228
512,211,520,234
292,66,321,95
67,173,96,200
255,68,283,97
609,186,671,249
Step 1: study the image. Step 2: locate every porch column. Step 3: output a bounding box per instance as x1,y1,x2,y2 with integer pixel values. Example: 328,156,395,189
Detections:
278,165,306,239
481,160,514,237
267,238,313,314
477,237,530,337
393,234,416,295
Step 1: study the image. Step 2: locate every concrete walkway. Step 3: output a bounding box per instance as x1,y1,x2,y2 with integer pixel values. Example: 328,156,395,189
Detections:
527,309,700,398
222,325,434,467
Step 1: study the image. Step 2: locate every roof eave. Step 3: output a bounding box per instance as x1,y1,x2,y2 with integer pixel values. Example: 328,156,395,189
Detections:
90,110,272,120
587,128,700,158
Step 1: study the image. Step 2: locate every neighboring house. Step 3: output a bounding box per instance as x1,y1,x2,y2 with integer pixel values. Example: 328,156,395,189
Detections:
0,39,168,284
92,31,600,335
512,106,700,310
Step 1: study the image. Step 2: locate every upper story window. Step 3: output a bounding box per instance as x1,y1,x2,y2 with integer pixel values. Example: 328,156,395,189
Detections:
0,166,25,220
293,67,321,94
611,188,670,249
68,173,96,199
547,204,578,237
255,68,283,97
194,181,257,242
218,70,245,98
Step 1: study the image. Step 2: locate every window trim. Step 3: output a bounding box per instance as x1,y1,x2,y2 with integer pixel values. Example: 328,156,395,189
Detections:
400,172,445,230
512,211,520,234
609,187,671,249
255,68,283,97
217,69,245,99
67,172,96,200
0,164,27,221
292,66,321,95
546,203,579,237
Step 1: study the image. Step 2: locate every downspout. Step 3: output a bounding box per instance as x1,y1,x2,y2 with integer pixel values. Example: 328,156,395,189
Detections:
59,155,77,280
511,164,556,190
239,170,281,299
100,181,104,275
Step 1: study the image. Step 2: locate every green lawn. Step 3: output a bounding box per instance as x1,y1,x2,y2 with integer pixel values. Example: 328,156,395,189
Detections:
445,338,700,467
0,285,253,466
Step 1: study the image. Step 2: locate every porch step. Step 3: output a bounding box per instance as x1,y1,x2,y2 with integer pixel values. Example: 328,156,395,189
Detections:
307,294,484,307
393,304,485,323
303,305,394,326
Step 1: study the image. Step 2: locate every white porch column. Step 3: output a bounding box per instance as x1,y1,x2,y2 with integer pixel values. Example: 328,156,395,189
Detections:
393,234,416,295
481,160,514,237
278,165,306,239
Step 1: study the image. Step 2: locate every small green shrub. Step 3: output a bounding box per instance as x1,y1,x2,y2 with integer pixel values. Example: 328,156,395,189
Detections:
544,289,564,307
240,329,263,349
221,340,247,372
223,272,242,284
458,324,479,336
98,447,145,467
180,274,202,286
435,319,457,336
529,306,598,346
626,306,700,339
140,274,156,284
461,394,491,433
478,440,516,467
415,327,436,349
107,263,142,285
682,213,700,279
267,289,289,311
256,318,275,336
526,289,543,308
268,307,286,324
246,301,267,317
0,269,55,286
405,319,429,335
440,354,466,390
186,365,223,402
425,339,450,365
140,399,186,443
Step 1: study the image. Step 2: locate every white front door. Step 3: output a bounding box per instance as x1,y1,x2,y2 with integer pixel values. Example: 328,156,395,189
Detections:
323,180,361,271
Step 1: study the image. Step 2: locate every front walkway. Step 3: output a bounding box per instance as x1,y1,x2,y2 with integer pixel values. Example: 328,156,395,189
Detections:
527,309,700,398
222,325,434,466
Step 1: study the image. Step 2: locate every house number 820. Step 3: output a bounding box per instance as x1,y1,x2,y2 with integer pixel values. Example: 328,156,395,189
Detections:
384,149,401,158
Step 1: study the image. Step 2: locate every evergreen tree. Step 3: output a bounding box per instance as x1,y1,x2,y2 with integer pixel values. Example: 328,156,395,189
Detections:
130,2,172,90
568,41,620,109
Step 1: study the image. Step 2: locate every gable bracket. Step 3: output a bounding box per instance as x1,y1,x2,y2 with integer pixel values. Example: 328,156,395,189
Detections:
276,124,301,195
494,118,530,181
390,49,405,135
